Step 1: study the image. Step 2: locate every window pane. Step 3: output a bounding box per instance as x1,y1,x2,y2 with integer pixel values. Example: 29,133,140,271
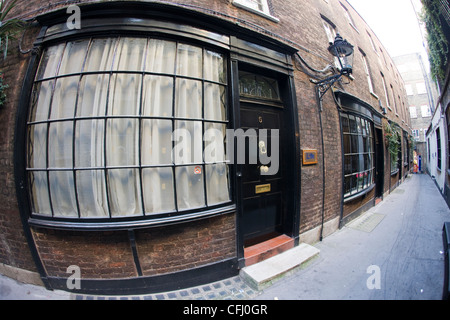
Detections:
142,75,173,117
49,171,77,217
204,123,226,163
204,50,225,83
76,74,109,117
113,37,147,72
58,39,89,75
204,83,226,121
107,169,142,217
343,134,351,155
239,71,280,100
50,76,79,120
344,176,351,196
27,124,47,169
341,115,349,133
108,74,141,116
141,119,172,165
76,170,108,218
173,121,203,165
176,44,202,78
146,39,176,74
344,155,352,175
29,81,53,122
35,43,65,80
206,163,230,206
175,166,205,210
75,119,104,168
48,122,73,169
142,167,175,214
106,119,139,167
175,78,202,118
28,171,52,216
84,38,117,72
348,115,357,133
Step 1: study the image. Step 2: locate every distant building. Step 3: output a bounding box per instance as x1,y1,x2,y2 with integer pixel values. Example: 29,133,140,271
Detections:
393,52,439,172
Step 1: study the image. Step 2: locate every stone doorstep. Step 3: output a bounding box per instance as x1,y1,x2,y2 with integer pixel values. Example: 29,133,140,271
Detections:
240,243,320,291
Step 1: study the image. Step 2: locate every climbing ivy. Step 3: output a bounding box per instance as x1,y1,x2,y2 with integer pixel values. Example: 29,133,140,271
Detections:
420,0,449,82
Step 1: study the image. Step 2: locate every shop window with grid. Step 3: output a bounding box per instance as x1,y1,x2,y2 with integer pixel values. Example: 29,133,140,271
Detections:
341,113,375,198
26,37,230,221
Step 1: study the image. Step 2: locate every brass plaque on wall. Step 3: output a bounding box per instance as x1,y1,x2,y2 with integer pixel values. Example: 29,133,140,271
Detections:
255,184,271,194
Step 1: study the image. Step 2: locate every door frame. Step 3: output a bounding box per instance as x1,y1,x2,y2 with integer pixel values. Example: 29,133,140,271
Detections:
230,62,300,268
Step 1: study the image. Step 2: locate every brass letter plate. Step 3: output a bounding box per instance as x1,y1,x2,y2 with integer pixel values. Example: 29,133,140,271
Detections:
255,183,271,194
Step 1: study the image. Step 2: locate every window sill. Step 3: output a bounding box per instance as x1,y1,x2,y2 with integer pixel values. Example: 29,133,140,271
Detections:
343,183,375,203
28,204,236,231
370,91,379,100
390,169,399,176
232,2,280,23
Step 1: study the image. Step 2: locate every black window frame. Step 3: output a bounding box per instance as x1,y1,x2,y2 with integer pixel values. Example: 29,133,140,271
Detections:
14,3,299,231
341,112,375,201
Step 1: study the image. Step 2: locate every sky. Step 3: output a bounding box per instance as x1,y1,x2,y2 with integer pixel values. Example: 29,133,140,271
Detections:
347,0,427,59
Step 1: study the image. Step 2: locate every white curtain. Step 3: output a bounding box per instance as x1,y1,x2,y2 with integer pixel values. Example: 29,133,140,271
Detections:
28,37,231,218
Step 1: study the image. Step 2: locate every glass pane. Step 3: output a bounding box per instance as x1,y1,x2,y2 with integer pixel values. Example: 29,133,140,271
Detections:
107,169,142,217
344,175,351,197
35,43,65,80
206,163,230,206
106,119,139,167
49,171,77,217
76,74,109,117
173,121,203,165
75,120,104,168
175,78,202,118
175,165,205,210
341,115,349,133
76,170,108,218
29,81,53,122
204,83,226,121
344,155,352,175
142,167,175,214
239,71,280,100
141,119,172,166
142,75,173,117
27,124,47,169
58,39,89,75
348,115,357,133
48,122,73,169
204,50,225,83
343,134,351,155
84,38,117,72
112,37,147,72
108,74,141,116
351,135,359,154
350,174,357,194
28,171,52,216
146,39,176,74
50,76,79,119
204,123,226,163
351,155,358,174
176,44,202,78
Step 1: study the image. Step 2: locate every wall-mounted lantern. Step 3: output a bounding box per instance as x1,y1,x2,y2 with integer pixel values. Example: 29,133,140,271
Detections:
312,33,354,110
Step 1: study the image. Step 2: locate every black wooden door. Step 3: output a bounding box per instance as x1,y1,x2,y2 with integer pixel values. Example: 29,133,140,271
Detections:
240,104,284,244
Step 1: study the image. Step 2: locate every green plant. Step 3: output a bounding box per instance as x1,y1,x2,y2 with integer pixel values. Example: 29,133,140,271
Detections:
0,0,23,60
420,0,449,82
0,72,7,108
384,122,400,158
